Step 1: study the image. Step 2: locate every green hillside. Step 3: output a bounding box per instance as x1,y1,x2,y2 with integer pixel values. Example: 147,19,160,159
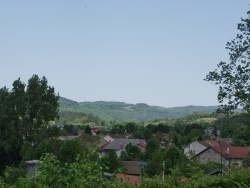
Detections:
59,97,220,122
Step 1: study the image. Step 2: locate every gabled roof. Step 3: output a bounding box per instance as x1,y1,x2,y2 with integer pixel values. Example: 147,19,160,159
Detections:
122,161,141,175
211,146,250,159
197,145,250,159
101,139,146,151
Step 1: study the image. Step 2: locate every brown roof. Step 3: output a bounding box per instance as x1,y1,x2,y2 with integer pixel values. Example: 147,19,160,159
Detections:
212,146,250,159
122,161,141,175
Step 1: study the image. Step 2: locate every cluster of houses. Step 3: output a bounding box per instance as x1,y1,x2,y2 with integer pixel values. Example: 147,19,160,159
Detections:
26,125,250,185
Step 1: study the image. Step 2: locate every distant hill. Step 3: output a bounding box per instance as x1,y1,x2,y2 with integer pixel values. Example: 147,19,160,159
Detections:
59,97,219,122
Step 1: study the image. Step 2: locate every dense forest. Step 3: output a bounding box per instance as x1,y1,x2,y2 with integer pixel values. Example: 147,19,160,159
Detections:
59,97,221,122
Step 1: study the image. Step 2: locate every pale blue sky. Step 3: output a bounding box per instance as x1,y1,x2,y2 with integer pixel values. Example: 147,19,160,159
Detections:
0,1,249,107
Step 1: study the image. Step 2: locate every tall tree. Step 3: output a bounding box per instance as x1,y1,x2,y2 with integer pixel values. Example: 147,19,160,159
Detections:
24,75,59,142
205,11,250,113
0,75,59,173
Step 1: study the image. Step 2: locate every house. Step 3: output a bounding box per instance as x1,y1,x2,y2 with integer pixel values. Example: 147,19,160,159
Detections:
196,146,250,166
184,139,232,157
100,138,146,157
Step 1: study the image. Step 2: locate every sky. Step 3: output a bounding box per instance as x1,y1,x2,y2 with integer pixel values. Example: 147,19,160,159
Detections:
0,1,249,108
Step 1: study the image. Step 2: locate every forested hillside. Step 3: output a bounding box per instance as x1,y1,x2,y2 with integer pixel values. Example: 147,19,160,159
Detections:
59,97,220,121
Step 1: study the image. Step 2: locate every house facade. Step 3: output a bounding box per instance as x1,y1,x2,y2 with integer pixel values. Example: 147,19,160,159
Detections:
197,146,250,166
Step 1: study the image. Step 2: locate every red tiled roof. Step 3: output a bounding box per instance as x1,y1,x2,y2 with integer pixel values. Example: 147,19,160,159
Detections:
116,173,140,185
212,146,250,159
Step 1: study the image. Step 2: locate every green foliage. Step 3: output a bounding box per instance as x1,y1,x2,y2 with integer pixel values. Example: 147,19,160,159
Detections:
119,143,143,161
76,133,101,149
145,149,165,177
205,10,250,113
0,75,59,174
33,138,87,165
164,145,187,175
184,168,250,188
102,150,122,173
58,110,102,126
34,138,62,158
57,139,85,164
85,125,92,134
145,138,161,160
1,166,26,185
14,152,117,188
242,156,250,167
